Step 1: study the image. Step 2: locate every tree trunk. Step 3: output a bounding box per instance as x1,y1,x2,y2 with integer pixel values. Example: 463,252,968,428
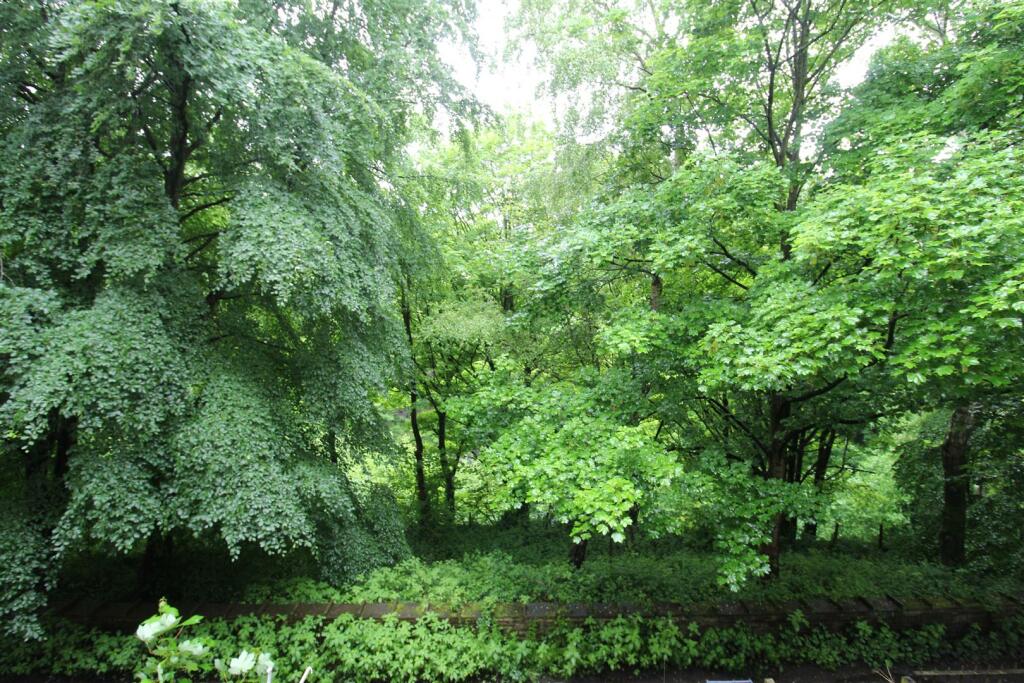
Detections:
803,428,836,540
438,411,455,516
569,538,588,570
780,435,802,547
765,509,783,579
163,41,192,209
24,411,75,528
627,504,640,546
762,393,790,579
649,273,662,311
401,285,431,528
779,516,798,548
500,285,514,313
139,532,158,596
500,213,514,313
325,429,338,464
939,404,977,566
54,415,76,482
516,502,530,524
409,390,430,527
138,531,175,597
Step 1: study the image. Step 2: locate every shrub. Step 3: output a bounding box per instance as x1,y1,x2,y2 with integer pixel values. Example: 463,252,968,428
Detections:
2,612,1022,681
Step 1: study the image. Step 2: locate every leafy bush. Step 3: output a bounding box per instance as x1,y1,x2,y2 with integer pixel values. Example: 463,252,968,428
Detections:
244,547,1021,608
134,600,212,682
2,612,1023,682
0,502,50,640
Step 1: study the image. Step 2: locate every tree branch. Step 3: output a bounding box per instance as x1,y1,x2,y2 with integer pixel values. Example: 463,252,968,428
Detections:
703,395,770,455
184,232,218,261
789,373,847,403
710,234,758,277
178,195,233,223
701,260,749,290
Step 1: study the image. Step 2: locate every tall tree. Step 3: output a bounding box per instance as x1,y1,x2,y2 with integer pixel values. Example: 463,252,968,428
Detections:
524,0,1023,581
0,0,475,638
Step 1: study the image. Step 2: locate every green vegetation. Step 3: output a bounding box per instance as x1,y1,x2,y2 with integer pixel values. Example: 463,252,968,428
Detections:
3,607,1024,682
243,539,1020,608
1,0,1023,678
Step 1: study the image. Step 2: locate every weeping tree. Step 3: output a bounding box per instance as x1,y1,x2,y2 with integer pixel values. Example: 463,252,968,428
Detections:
0,0,476,639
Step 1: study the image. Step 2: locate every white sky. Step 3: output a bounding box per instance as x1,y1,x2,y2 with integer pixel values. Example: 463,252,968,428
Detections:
441,0,896,125
440,1,546,119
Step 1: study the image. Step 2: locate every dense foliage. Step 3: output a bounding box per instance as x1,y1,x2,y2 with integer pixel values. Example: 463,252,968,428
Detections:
0,0,473,638
245,545,1021,608
2,0,1023,676
2,608,1023,682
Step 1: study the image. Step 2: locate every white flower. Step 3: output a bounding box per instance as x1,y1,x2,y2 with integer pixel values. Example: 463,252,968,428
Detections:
178,639,208,657
255,653,274,676
229,650,257,676
135,622,161,644
135,613,179,644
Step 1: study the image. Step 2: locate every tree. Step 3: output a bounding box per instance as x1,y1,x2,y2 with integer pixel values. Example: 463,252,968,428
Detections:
522,0,1023,581
806,0,1024,563
454,365,678,568
0,0,475,638
395,117,565,525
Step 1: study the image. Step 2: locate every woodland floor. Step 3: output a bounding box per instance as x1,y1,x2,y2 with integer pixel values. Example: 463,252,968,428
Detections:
5,662,1024,683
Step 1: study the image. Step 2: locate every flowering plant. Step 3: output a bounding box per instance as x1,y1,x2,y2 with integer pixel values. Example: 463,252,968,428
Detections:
135,600,277,682
135,599,210,683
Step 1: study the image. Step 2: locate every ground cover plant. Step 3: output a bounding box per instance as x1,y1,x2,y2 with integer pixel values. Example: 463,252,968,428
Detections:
1,0,1023,679
2,606,1023,681
244,543,1023,608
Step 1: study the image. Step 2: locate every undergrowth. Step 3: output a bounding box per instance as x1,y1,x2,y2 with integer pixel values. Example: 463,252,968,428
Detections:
242,548,1020,607
1,612,1021,682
